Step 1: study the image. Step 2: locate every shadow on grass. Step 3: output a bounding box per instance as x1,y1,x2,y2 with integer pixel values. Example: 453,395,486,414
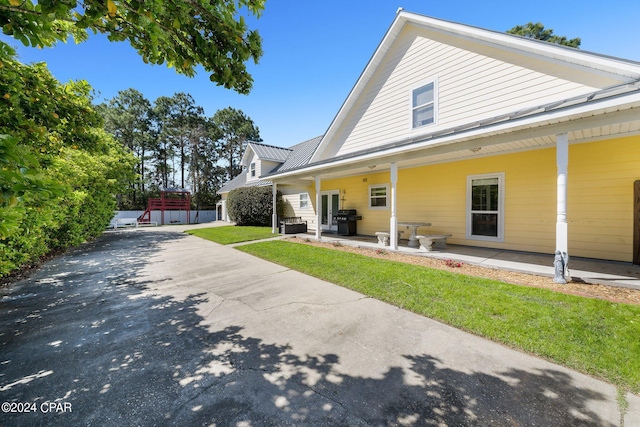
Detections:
0,229,614,426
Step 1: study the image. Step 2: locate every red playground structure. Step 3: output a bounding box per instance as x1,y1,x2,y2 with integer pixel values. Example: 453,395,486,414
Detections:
138,188,191,225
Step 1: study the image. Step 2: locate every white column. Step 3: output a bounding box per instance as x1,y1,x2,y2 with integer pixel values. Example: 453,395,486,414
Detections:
315,176,322,240
272,183,278,234
556,133,568,253
390,162,398,250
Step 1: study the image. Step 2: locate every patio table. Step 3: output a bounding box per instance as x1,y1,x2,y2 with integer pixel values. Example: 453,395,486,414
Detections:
398,221,431,247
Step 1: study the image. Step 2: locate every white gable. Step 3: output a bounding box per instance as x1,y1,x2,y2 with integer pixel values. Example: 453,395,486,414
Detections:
312,12,640,162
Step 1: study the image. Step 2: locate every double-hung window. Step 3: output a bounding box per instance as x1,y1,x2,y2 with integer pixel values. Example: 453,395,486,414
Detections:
467,173,504,241
299,193,310,209
250,162,256,177
369,184,389,209
412,81,436,129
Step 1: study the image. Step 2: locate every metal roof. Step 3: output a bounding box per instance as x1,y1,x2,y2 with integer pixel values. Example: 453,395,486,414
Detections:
246,142,292,163
272,136,323,173
217,173,273,195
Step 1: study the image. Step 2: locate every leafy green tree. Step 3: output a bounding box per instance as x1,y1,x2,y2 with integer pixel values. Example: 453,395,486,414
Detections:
98,89,155,208
210,107,261,180
0,43,135,275
0,0,265,93
507,22,581,48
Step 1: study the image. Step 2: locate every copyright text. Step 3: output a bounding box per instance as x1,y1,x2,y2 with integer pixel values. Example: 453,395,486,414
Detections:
2,401,72,413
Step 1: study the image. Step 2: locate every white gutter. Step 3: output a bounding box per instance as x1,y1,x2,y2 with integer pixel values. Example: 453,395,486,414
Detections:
269,90,640,180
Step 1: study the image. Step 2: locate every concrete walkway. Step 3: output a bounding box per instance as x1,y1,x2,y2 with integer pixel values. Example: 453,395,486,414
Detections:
1,225,638,426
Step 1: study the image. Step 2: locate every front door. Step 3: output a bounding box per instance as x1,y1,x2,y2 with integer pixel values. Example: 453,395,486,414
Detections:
320,190,340,232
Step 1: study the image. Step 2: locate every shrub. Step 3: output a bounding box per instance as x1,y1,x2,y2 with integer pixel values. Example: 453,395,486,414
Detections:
227,187,284,226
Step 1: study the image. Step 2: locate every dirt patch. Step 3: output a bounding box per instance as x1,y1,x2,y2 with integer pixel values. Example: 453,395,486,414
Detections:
286,237,640,306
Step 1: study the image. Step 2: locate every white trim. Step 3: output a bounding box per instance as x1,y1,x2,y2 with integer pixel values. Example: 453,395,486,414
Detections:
390,163,398,250
369,184,390,210
466,172,505,242
556,133,569,253
315,177,322,240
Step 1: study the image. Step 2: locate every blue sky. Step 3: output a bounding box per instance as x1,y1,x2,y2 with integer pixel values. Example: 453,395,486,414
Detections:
3,1,640,148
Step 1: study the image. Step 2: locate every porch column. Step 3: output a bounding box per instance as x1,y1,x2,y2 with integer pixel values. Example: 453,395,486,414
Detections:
555,133,569,282
272,183,278,234
315,176,322,240
390,162,398,250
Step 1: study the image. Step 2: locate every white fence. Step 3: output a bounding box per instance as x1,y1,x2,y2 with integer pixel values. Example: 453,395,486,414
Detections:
110,210,218,227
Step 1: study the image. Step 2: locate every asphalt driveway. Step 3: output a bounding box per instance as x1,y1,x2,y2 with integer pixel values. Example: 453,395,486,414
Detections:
1,227,638,426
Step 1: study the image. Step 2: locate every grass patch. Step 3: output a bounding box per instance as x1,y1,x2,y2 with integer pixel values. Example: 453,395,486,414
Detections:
237,240,640,393
185,226,275,245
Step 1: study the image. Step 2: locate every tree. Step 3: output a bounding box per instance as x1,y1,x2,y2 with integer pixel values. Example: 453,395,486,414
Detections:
98,89,155,208
0,0,265,94
507,23,581,48
210,107,261,181
0,44,135,275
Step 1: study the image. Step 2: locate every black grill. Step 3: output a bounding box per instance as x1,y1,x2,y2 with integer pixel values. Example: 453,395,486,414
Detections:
333,209,361,236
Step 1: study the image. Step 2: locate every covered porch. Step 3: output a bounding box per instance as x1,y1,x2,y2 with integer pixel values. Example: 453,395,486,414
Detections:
268,85,640,282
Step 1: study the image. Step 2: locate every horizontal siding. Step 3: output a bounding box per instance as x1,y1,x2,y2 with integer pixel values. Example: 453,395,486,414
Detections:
281,186,317,229
320,135,640,261
333,26,619,158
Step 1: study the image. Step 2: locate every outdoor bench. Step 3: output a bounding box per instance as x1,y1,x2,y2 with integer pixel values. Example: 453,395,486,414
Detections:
415,234,453,252
374,230,404,246
280,217,308,234
113,218,138,229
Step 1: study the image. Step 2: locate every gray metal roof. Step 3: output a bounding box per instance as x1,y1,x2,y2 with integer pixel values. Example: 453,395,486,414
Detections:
271,136,323,173
218,136,323,193
247,142,292,163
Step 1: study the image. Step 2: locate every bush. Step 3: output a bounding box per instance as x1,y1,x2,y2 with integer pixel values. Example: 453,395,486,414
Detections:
227,187,284,226
0,44,135,277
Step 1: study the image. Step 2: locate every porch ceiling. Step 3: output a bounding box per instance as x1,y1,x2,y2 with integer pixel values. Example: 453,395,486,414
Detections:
274,103,640,183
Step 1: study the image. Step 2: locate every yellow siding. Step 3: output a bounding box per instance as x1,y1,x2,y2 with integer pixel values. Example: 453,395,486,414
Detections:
319,135,640,261
568,136,640,261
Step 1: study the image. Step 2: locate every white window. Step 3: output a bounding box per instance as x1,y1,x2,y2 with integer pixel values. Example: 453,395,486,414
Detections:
412,81,436,129
466,173,505,241
369,184,389,210
250,162,256,177
299,192,310,209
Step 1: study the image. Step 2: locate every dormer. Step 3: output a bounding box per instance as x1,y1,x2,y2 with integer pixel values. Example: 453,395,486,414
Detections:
241,142,293,182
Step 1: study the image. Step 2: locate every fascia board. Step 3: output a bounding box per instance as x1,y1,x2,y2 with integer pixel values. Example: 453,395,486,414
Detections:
240,145,255,167
407,13,640,78
310,13,407,163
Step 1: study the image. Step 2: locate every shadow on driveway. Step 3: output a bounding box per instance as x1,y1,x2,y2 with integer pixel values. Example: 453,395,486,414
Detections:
0,230,615,426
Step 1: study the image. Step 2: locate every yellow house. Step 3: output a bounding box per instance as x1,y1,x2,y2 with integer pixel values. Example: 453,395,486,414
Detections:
261,11,640,266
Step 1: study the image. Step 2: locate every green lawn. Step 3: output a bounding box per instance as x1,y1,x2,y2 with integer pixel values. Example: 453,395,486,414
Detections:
185,225,276,244
237,240,640,394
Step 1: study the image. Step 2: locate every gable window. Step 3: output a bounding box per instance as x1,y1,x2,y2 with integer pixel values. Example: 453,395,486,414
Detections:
299,192,310,209
250,162,256,177
412,81,436,129
467,173,504,241
369,184,389,210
